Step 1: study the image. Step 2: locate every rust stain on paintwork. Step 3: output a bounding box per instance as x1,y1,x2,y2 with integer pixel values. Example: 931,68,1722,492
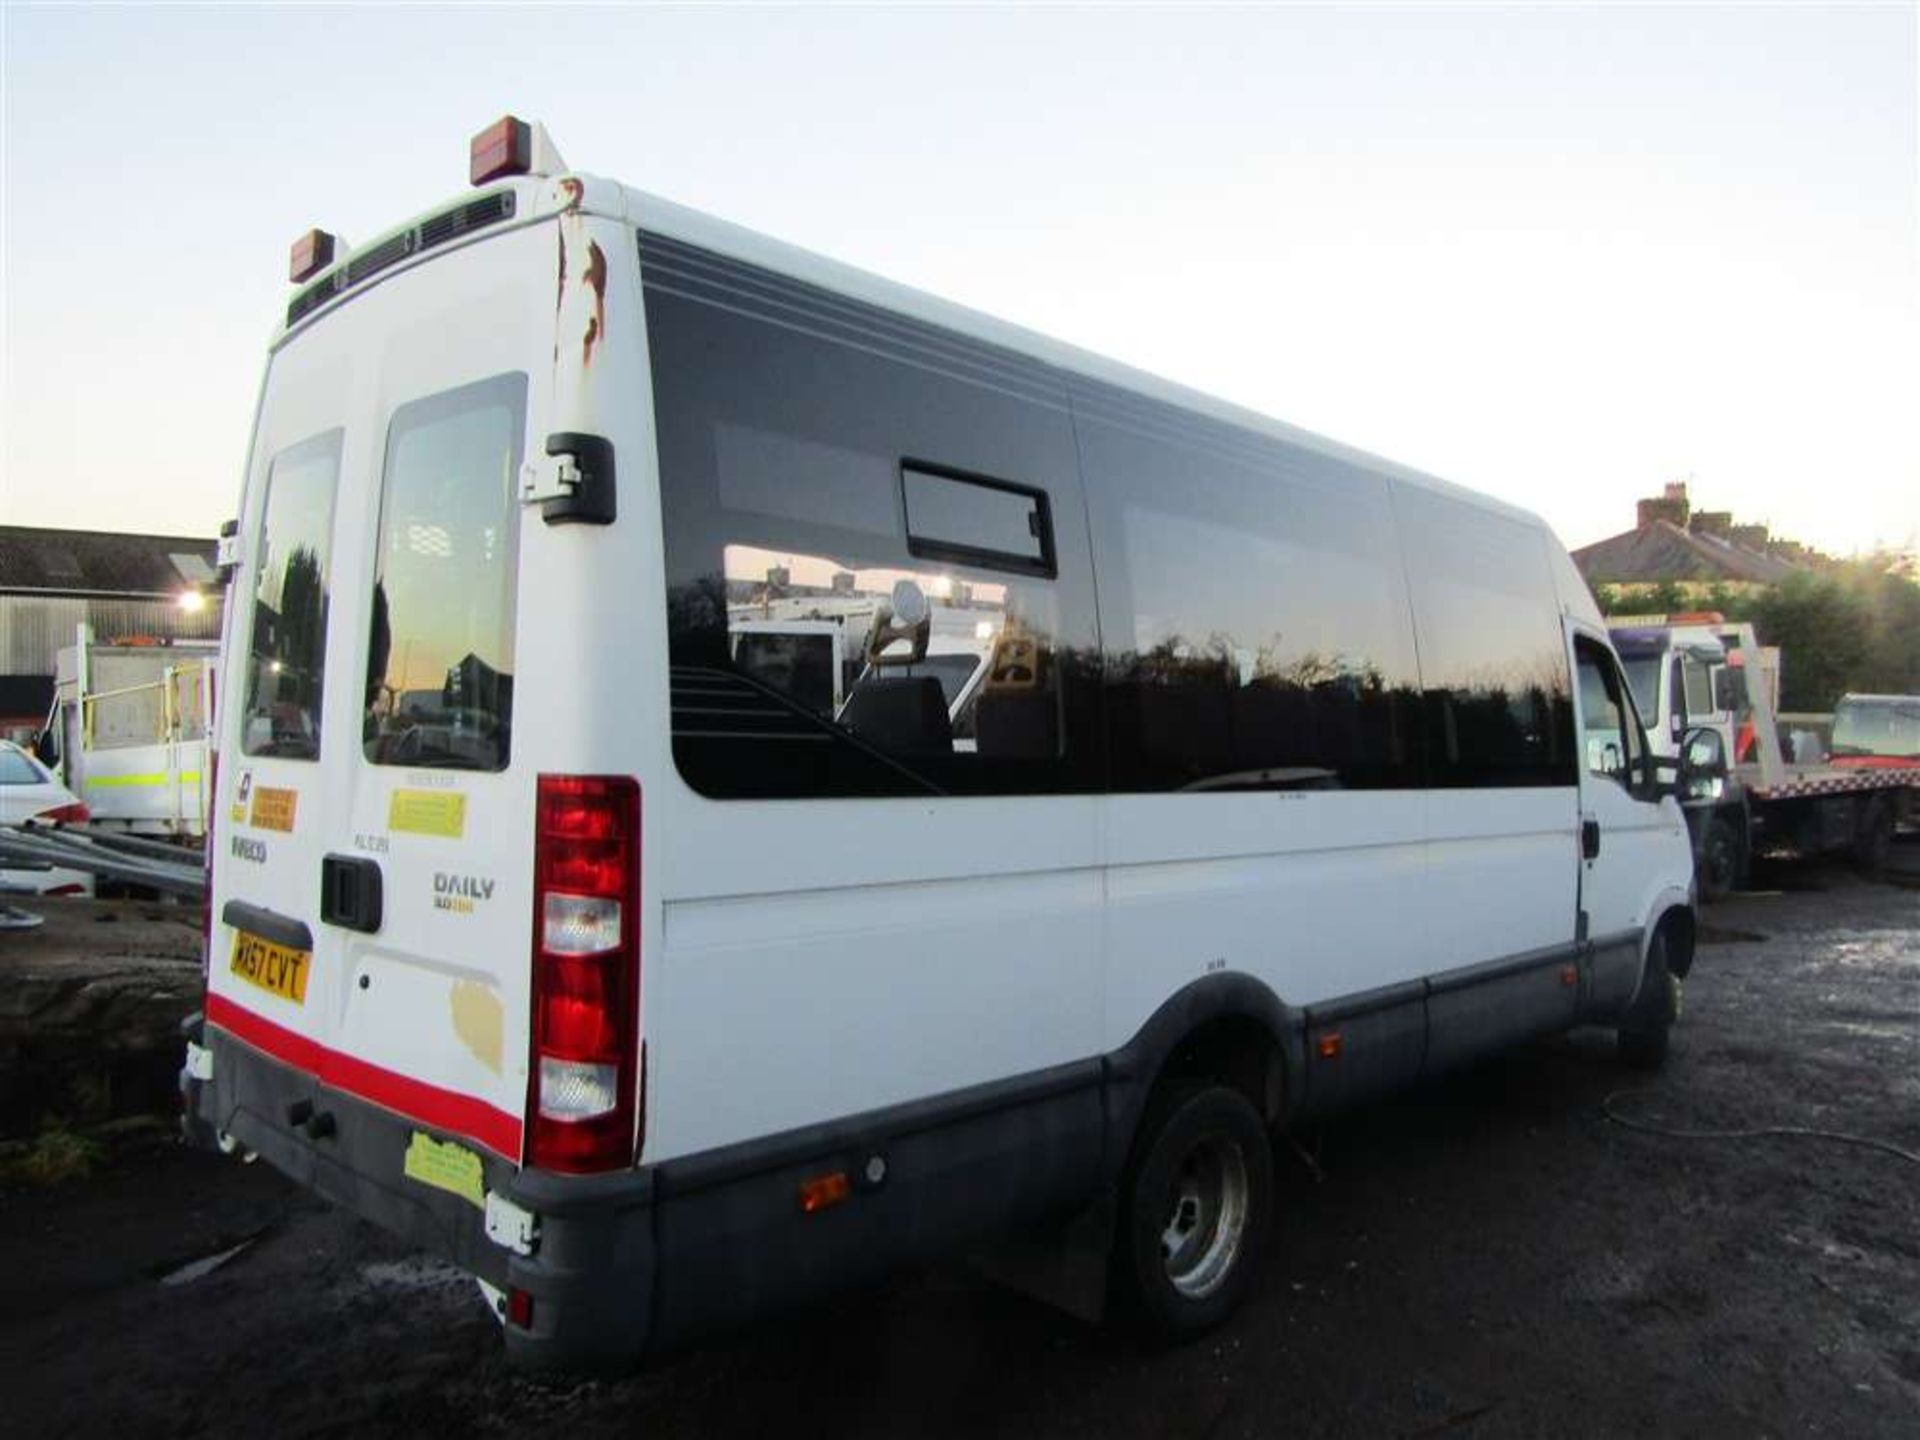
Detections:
554,230,568,363
581,238,608,365
558,176,585,212
449,980,504,1075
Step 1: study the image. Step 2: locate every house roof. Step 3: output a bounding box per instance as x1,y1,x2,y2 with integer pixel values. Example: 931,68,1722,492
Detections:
1571,520,1803,586
0,525,217,598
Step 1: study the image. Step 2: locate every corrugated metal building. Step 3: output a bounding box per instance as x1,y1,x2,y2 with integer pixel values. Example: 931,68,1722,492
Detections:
0,525,223,737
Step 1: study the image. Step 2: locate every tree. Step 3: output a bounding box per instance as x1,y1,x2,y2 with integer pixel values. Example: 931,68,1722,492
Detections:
1746,560,1920,711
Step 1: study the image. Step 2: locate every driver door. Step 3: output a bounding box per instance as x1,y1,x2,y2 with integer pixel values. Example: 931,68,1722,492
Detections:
1570,629,1675,1013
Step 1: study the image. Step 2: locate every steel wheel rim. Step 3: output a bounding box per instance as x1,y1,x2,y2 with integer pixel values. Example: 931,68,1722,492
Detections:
1158,1132,1250,1299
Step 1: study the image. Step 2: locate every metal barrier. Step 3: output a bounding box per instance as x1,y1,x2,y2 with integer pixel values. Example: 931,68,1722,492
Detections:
0,824,206,901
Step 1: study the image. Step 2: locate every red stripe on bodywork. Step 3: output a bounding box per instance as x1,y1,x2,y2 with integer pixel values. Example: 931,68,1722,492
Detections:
206,992,523,1159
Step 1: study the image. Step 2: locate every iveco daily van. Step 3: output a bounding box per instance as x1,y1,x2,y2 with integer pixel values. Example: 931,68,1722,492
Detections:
184,118,1704,1369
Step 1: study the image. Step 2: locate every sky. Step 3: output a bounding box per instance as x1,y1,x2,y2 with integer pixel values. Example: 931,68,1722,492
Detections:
2,3,1916,559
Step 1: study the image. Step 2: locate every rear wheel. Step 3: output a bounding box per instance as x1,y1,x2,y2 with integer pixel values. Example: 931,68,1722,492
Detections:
1113,1084,1272,1340
1618,928,1678,1070
1696,814,1740,902
1852,797,1893,879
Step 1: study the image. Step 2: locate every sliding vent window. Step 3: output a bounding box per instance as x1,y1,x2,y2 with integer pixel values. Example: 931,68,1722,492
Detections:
364,373,527,771
241,429,342,759
903,463,1054,577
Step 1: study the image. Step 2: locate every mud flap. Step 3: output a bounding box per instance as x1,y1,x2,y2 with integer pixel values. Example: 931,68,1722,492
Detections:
969,1189,1116,1325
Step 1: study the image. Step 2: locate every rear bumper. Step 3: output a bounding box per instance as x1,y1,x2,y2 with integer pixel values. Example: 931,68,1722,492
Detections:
184,1021,657,1372
183,1015,1106,1373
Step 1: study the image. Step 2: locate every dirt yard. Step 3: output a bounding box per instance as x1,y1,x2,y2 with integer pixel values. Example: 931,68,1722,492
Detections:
4,853,1916,1438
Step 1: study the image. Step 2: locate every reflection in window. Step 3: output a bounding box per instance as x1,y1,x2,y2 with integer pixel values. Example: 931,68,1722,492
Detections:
242,429,341,759
1396,487,1574,788
364,374,526,771
1078,409,1422,793
676,543,1060,789
1576,640,1643,787
644,233,1102,800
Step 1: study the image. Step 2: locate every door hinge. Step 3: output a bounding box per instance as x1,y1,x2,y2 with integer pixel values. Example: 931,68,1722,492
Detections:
483,1192,541,1256
522,432,616,526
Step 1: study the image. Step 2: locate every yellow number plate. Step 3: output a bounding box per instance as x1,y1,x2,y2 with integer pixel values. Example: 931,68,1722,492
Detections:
229,931,312,1005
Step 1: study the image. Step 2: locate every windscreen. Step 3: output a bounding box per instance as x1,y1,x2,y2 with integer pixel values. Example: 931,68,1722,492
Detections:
1620,656,1661,719
363,373,527,771
1831,699,1920,759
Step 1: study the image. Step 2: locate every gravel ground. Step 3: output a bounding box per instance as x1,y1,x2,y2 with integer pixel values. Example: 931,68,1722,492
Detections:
4,851,1915,1439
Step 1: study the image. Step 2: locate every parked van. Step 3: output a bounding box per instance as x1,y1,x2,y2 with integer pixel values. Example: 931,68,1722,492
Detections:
183,119,1704,1370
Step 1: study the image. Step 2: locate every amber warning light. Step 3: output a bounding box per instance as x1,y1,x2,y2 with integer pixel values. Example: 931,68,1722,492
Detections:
471,115,533,185
289,228,337,283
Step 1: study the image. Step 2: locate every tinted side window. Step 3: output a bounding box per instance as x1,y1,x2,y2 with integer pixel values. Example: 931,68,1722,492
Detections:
1394,485,1574,788
642,232,1102,799
242,428,341,759
1076,394,1423,792
364,373,526,772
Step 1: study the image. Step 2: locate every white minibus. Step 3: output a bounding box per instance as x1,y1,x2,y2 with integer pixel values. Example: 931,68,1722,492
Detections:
184,117,1704,1369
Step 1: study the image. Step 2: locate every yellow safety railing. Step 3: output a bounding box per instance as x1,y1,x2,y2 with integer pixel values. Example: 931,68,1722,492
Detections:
81,661,210,750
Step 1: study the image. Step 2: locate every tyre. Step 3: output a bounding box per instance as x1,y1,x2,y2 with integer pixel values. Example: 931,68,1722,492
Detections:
1113,1084,1273,1340
1695,814,1740,903
1852,797,1893,879
1617,928,1678,1070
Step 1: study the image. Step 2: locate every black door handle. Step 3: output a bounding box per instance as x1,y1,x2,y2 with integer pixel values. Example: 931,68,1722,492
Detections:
1582,819,1602,860
320,854,383,933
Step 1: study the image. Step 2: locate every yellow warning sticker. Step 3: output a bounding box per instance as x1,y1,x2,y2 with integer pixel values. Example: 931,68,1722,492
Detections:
389,789,467,839
249,786,298,833
402,1132,486,1210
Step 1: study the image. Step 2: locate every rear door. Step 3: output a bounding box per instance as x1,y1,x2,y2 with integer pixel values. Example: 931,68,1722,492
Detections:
209,221,554,1162
209,336,350,1126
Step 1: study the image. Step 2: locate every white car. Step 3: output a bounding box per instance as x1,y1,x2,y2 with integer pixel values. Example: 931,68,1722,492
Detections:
0,740,92,895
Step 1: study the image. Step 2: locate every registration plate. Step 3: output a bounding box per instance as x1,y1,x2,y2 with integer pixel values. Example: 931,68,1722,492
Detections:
229,931,312,1005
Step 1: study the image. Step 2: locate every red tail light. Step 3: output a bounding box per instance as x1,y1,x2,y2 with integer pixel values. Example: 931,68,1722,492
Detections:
528,775,640,1173
35,801,89,825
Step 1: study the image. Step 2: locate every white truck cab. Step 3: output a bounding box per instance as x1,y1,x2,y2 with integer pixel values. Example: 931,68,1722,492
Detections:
184,117,1701,1371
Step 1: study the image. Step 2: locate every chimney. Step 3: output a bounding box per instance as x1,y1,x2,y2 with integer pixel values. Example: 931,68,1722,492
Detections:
1730,523,1769,552
1691,511,1733,540
1636,480,1690,529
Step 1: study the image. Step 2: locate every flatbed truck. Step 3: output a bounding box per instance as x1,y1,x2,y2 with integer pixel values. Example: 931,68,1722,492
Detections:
1608,614,1916,896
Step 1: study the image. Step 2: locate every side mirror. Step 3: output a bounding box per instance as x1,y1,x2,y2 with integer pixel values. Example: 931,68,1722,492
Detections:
1678,726,1727,801
1683,727,1726,775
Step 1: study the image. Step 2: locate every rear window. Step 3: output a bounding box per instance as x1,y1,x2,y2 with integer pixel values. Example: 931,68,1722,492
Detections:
0,748,45,784
364,373,527,771
241,429,342,759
